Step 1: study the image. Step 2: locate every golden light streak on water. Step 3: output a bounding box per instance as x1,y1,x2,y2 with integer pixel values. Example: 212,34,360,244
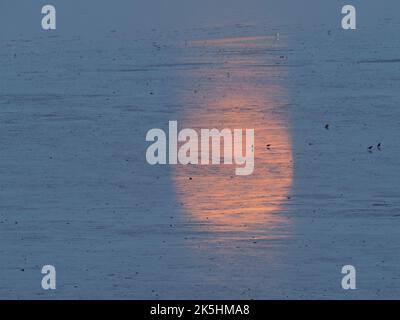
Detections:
174,36,293,236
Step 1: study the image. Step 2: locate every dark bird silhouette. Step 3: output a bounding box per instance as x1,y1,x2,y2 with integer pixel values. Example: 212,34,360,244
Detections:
325,124,329,130
377,143,382,150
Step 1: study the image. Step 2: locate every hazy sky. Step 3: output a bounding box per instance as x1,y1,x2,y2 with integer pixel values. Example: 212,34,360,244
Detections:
0,0,398,38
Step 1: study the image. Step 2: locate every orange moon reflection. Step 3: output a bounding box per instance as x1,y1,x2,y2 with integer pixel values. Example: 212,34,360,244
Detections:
173,36,293,234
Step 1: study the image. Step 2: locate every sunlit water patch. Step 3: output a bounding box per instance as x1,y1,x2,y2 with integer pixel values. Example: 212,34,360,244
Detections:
173,36,293,239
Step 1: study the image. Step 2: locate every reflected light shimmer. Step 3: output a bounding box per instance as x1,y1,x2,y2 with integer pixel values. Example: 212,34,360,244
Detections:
173,36,293,235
